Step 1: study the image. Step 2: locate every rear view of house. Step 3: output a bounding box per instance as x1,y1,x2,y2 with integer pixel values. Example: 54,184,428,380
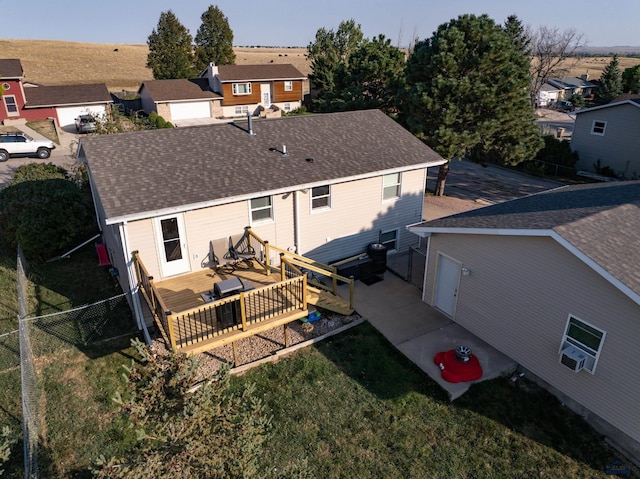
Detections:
408,182,640,461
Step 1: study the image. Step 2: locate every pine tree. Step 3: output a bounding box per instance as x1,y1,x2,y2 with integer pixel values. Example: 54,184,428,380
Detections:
621,64,640,94
399,14,542,195
147,10,195,80
503,14,531,57
194,5,236,73
596,55,622,104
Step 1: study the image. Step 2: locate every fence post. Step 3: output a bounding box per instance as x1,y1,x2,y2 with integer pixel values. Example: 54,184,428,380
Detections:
280,253,286,282
239,292,247,331
166,311,177,350
349,276,355,310
302,274,308,310
264,241,271,275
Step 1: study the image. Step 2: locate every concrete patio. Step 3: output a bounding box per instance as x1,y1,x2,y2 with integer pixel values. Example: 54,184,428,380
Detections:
344,271,517,400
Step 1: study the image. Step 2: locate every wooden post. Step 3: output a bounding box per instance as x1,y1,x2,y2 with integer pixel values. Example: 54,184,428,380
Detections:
280,253,286,282
349,276,355,310
166,311,178,350
302,274,308,310
239,292,247,331
232,341,238,366
284,323,289,347
264,241,271,275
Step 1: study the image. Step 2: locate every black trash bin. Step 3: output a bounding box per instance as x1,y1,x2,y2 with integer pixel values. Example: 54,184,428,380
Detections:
367,243,388,275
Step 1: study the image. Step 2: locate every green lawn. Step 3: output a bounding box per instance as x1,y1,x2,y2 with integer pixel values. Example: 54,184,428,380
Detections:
235,322,625,479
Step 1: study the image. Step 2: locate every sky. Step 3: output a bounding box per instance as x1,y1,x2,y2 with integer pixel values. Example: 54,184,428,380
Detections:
1,0,639,47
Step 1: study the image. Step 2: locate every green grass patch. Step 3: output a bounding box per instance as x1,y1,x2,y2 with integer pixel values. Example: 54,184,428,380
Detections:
234,322,624,478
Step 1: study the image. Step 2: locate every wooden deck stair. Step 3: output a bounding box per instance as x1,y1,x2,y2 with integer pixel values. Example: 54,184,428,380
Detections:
307,285,354,316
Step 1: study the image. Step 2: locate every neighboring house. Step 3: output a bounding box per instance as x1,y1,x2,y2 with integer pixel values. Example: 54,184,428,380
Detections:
547,75,597,101
78,108,446,318
201,63,306,118
0,58,111,128
138,78,223,124
408,182,640,459
535,82,561,107
570,98,640,179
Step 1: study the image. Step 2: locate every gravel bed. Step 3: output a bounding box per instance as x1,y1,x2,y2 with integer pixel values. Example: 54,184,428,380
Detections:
149,311,361,380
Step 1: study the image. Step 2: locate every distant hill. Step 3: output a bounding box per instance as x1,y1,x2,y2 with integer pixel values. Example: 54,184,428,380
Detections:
575,46,640,56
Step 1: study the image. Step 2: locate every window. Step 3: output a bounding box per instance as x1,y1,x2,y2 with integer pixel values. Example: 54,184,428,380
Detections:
3,95,18,116
284,103,291,112
234,105,249,115
284,81,293,91
250,196,273,222
311,185,331,210
2,82,10,91
591,120,607,136
379,229,398,251
561,315,606,373
382,173,401,200
232,83,252,95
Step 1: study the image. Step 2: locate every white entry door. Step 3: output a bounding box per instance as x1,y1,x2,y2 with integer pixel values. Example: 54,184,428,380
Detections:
434,254,461,317
260,83,271,107
155,214,190,277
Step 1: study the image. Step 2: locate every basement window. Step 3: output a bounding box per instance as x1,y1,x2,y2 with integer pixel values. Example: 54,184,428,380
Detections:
232,83,252,95
560,314,606,373
379,229,398,252
591,120,607,136
234,105,249,115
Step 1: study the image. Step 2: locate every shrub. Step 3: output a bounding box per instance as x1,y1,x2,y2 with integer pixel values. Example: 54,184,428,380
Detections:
531,134,579,176
0,163,95,261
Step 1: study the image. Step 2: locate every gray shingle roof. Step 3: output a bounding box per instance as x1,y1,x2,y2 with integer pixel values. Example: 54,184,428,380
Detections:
80,109,445,222
413,181,640,295
24,83,112,107
139,79,221,102
0,59,24,78
217,64,306,82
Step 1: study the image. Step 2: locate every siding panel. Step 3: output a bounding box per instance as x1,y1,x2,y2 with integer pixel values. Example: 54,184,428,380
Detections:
425,233,640,443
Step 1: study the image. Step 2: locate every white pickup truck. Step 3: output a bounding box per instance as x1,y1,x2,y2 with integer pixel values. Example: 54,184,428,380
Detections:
0,132,56,162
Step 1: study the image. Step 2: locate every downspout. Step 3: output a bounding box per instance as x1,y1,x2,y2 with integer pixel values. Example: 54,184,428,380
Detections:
118,222,148,342
293,190,301,254
423,235,431,302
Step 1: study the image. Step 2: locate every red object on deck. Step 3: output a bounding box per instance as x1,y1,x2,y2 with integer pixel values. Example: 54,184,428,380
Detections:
434,350,483,383
96,243,111,266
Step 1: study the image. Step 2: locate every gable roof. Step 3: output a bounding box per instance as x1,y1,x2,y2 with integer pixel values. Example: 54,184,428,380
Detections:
23,83,112,108
139,78,221,102
0,59,24,79
548,76,596,90
216,64,306,82
408,181,640,303
574,98,640,115
79,109,446,223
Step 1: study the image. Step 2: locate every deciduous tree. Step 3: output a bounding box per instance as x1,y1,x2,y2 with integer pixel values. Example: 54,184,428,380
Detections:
147,10,195,79
596,55,623,104
400,14,542,195
194,5,236,73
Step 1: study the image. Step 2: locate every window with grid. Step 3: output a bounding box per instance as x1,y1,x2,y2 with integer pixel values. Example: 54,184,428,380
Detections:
591,120,607,136
561,315,606,373
311,185,331,210
382,173,401,200
284,103,291,112
232,83,252,95
284,81,293,91
234,105,249,115
3,95,18,115
250,196,273,222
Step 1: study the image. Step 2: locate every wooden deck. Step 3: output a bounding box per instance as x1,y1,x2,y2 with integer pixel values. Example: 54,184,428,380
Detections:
155,263,278,314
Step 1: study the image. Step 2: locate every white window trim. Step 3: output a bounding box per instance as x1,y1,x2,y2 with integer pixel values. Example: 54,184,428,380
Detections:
2,82,10,91
284,102,291,112
234,105,249,115
249,196,274,225
379,228,399,253
382,172,402,201
232,83,252,95
3,95,18,116
590,120,607,136
284,81,293,91
559,314,606,374
310,185,331,212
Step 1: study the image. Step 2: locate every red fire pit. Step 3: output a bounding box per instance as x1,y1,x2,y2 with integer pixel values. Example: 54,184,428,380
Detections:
434,346,483,383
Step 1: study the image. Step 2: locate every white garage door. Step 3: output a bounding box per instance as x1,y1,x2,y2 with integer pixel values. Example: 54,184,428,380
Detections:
169,101,211,121
57,105,107,129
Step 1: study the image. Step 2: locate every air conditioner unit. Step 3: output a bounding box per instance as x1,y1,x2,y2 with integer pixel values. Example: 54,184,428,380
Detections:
560,345,586,372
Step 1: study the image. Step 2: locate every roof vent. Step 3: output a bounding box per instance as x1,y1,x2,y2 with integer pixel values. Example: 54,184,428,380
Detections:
305,158,314,163
282,144,288,157
247,112,255,136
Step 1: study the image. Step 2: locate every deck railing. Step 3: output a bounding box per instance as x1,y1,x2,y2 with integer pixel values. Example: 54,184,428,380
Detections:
132,251,176,349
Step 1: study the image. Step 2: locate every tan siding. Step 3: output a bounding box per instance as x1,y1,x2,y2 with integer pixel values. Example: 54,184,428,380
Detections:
273,80,303,102
127,219,160,279
299,169,425,263
156,103,171,122
571,104,640,177
425,233,640,443
221,82,261,105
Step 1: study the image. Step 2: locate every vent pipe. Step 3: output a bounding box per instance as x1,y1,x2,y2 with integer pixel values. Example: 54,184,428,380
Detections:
247,112,255,136
282,144,287,156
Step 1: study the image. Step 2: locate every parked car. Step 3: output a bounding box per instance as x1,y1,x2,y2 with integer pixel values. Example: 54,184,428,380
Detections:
554,100,576,112
75,114,97,133
0,132,56,162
